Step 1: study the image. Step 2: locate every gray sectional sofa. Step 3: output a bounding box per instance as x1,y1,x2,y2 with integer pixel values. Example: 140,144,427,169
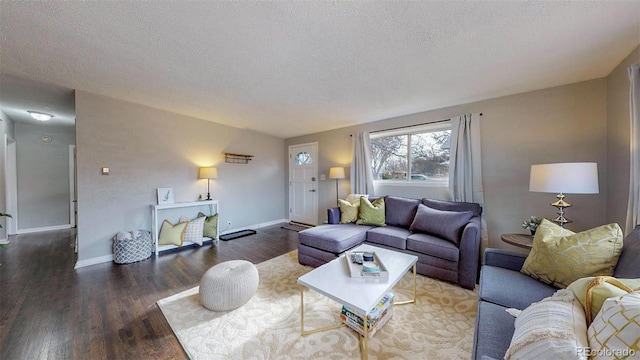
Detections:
297,196,482,290
472,225,640,360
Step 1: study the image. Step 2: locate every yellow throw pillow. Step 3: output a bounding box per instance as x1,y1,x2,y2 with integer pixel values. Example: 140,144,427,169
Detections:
338,198,359,224
158,219,189,246
356,197,386,226
521,219,624,288
567,276,640,324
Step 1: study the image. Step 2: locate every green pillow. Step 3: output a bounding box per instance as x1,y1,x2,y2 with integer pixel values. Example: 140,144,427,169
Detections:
567,276,640,322
197,212,219,239
521,219,624,288
356,197,386,226
158,220,188,246
338,198,359,223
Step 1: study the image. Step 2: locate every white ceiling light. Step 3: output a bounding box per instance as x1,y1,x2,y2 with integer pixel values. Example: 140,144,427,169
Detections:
27,111,54,121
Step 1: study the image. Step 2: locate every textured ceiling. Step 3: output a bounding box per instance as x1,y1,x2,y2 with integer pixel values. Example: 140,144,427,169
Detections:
1,1,639,138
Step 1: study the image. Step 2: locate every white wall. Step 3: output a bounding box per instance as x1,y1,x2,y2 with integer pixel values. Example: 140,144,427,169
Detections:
75,91,286,264
15,122,75,230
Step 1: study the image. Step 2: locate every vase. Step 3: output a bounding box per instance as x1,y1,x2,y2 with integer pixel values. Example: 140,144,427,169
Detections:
530,230,536,236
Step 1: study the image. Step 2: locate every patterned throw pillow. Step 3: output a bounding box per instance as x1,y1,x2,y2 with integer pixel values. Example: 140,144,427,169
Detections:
587,291,640,359
356,197,386,226
521,219,624,288
158,220,188,246
197,212,218,240
179,215,206,246
504,289,589,360
338,198,359,223
567,276,640,324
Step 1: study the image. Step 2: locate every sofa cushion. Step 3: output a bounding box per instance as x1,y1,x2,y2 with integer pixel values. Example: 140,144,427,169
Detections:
356,197,386,226
473,301,516,360
406,233,459,262
479,265,557,310
409,204,473,245
384,196,420,228
337,198,359,224
422,198,482,217
521,219,624,288
504,289,588,360
299,224,371,253
366,226,410,250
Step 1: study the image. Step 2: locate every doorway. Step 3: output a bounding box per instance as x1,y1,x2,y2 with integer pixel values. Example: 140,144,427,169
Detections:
288,142,318,226
5,136,17,235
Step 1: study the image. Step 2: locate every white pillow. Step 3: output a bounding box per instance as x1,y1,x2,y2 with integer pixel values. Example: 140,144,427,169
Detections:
505,289,589,360
179,215,206,246
587,291,640,359
345,194,368,203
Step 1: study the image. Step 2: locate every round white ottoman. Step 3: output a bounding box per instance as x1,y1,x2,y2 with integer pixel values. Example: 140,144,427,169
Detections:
199,260,259,311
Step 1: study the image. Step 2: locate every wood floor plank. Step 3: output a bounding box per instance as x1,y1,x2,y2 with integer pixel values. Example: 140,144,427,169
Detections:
0,223,300,359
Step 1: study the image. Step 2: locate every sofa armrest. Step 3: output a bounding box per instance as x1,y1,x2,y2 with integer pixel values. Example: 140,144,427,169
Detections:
458,216,482,290
483,248,528,271
327,207,340,224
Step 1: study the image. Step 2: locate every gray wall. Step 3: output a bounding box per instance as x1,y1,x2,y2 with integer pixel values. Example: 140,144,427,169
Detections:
75,91,286,263
285,78,609,251
15,122,75,230
606,46,640,233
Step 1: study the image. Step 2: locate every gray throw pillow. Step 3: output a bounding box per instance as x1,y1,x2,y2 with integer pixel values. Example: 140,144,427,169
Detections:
384,196,420,228
409,204,473,245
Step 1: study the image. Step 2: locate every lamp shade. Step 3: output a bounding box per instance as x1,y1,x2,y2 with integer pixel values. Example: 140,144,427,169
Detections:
199,167,218,180
529,162,599,194
329,167,345,179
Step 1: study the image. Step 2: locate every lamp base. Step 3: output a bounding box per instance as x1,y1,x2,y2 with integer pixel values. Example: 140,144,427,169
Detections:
551,193,572,227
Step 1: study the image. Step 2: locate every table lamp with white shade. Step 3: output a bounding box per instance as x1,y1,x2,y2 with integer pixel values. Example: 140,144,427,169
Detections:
529,162,599,226
199,167,218,200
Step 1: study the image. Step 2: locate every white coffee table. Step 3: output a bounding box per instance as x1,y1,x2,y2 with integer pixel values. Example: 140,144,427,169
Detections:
297,244,418,360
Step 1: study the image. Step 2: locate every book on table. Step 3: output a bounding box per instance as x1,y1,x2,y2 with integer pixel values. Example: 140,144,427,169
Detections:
340,292,394,336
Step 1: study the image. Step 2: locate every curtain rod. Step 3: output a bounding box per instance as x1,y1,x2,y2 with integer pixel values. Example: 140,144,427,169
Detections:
354,113,483,136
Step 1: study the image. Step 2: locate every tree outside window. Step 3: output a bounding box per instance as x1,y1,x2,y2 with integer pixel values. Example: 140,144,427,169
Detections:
371,128,450,185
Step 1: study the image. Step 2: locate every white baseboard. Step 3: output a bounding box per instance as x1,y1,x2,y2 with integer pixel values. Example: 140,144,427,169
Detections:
220,218,289,235
0,239,9,245
17,224,72,234
74,254,113,269
75,218,289,269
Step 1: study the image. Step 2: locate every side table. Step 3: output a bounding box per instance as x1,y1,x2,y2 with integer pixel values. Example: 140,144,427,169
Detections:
501,233,534,249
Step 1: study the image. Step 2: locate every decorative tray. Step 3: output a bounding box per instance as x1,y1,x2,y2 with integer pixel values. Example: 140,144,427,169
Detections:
345,250,389,281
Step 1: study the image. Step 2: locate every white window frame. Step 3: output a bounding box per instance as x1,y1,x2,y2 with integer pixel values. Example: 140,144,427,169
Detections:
370,121,452,188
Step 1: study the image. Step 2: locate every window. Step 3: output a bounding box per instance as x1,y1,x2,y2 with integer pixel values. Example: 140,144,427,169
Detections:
294,152,313,165
370,123,451,186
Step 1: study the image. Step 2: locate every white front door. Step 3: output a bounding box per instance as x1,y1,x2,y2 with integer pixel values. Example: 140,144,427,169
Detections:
289,143,318,225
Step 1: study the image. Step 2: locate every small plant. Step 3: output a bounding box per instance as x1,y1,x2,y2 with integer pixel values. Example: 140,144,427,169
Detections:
522,216,541,234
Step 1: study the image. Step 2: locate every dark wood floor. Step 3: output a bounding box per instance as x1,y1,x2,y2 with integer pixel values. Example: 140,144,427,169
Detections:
0,224,299,359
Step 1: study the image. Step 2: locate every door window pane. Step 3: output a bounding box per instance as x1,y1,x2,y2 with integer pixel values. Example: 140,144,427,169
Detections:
294,152,313,165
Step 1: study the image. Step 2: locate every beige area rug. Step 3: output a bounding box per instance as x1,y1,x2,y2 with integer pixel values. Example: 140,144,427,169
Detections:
157,251,478,360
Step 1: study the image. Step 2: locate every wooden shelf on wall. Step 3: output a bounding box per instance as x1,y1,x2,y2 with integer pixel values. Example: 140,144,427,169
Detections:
222,152,254,164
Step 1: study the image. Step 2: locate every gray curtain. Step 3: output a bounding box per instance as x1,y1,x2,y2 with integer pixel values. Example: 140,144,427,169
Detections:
449,113,488,248
351,132,375,195
626,63,640,234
